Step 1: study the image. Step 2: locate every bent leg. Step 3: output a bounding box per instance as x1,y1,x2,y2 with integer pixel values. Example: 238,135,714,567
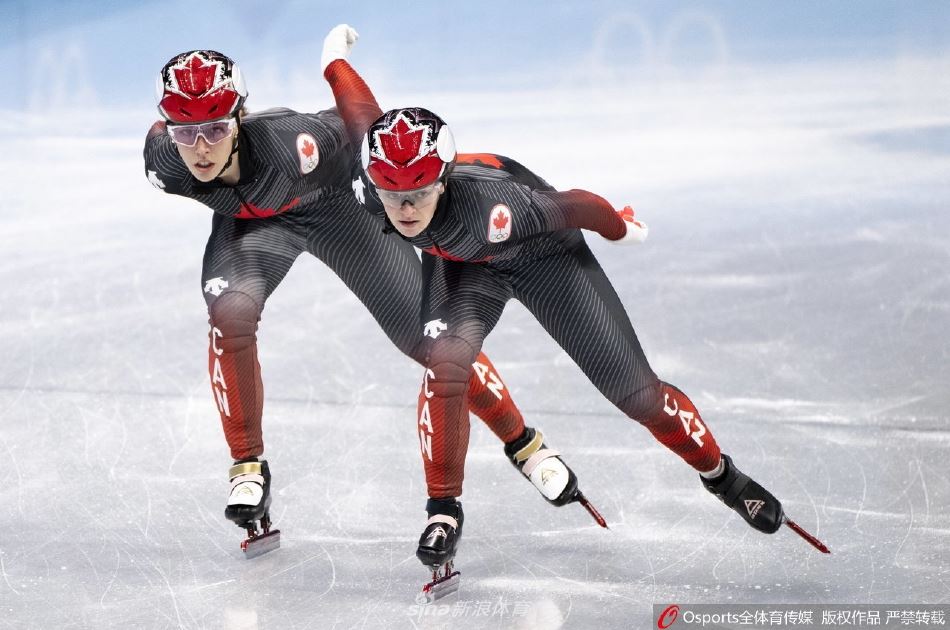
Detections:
306,193,524,443
467,351,523,443
513,234,720,472
417,256,511,498
203,214,303,460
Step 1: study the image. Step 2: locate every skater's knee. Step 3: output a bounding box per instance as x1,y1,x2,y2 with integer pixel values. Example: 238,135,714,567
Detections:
616,379,664,422
208,291,261,351
424,335,477,399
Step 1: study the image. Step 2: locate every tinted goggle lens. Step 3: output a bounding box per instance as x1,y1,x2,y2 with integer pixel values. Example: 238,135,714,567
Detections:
376,182,439,206
167,118,236,147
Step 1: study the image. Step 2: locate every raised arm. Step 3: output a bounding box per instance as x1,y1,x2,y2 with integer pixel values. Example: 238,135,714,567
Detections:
529,189,648,243
321,25,383,148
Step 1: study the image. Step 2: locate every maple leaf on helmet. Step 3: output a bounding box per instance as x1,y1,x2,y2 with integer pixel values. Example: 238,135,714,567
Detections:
362,108,457,192
302,139,315,158
156,50,248,124
379,118,424,166
174,55,218,97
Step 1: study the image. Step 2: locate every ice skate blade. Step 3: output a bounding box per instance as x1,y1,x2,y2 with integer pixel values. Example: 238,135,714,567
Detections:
241,529,281,559
574,492,608,528
783,517,830,554
419,569,460,603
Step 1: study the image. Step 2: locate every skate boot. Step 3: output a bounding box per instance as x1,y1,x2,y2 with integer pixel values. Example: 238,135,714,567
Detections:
504,427,578,505
417,498,462,602
226,458,280,558
504,427,607,527
701,454,784,534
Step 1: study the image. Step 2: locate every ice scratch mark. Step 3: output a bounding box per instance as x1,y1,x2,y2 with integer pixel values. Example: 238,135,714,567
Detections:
266,553,324,581
108,411,129,482
865,544,877,604
314,545,337,599
156,563,185,629
0,550,20,596
194,578,237,590
916,459,931,523
853,461,868,533
893,496,915,568
98,547,120,607
0,436,25,518
143,477,152,541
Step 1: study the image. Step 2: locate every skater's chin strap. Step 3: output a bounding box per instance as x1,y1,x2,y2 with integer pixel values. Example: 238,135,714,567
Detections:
215,133,240,180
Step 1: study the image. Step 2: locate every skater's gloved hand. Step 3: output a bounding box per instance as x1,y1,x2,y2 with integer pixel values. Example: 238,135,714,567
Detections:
321,24,359,73
614,206,649,244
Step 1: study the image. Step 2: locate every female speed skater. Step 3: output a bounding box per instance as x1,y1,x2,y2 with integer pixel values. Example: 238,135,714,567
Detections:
321,24,830,598
143,41,597,557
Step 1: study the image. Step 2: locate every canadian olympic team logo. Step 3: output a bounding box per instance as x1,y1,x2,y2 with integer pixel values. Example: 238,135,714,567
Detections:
487,204,512,242
657,604,679,629
296,133,319,174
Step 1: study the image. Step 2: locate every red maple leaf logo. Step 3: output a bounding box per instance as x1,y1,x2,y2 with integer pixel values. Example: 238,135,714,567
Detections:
174,54,219,97
301,139,315,158
492,209,509,230
379,117,424,165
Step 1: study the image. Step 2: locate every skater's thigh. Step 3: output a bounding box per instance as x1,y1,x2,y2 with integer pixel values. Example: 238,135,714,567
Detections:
201,213,305,309
511,235,658,404
421,255,511,360
305,194,424,358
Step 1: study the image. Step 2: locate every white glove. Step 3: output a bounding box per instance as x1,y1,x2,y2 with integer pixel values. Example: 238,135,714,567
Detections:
615,205,649,244
321,24,359,72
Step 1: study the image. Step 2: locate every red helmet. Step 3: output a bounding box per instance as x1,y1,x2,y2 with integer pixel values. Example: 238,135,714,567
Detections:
155,50,247,123
362,108,456,191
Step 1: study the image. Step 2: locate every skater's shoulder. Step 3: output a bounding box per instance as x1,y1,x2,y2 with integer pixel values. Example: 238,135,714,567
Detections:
446,168,535,225
241,107,342,132
142,120,189,194
240,108,346,180
452,154,553,191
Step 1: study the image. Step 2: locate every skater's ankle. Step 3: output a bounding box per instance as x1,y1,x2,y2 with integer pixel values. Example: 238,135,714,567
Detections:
425,497,460,517
505,427,531,447
699,456,726,481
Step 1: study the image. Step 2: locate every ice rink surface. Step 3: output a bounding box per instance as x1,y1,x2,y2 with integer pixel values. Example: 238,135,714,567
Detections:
2,40,950,630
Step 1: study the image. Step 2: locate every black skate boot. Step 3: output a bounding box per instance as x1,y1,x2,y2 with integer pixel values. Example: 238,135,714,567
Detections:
417,498,463,602
505,427,608,527
417,498,463,567
701,454,784,534
225,458,280,558
504,427,578,506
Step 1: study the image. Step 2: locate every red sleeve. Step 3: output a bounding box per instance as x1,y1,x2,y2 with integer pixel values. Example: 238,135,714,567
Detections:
531,189,627,240
323,59,383,148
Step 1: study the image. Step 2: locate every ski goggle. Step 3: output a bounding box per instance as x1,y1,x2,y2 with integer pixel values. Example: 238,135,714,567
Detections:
166,117,237,147
375,181,441,206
